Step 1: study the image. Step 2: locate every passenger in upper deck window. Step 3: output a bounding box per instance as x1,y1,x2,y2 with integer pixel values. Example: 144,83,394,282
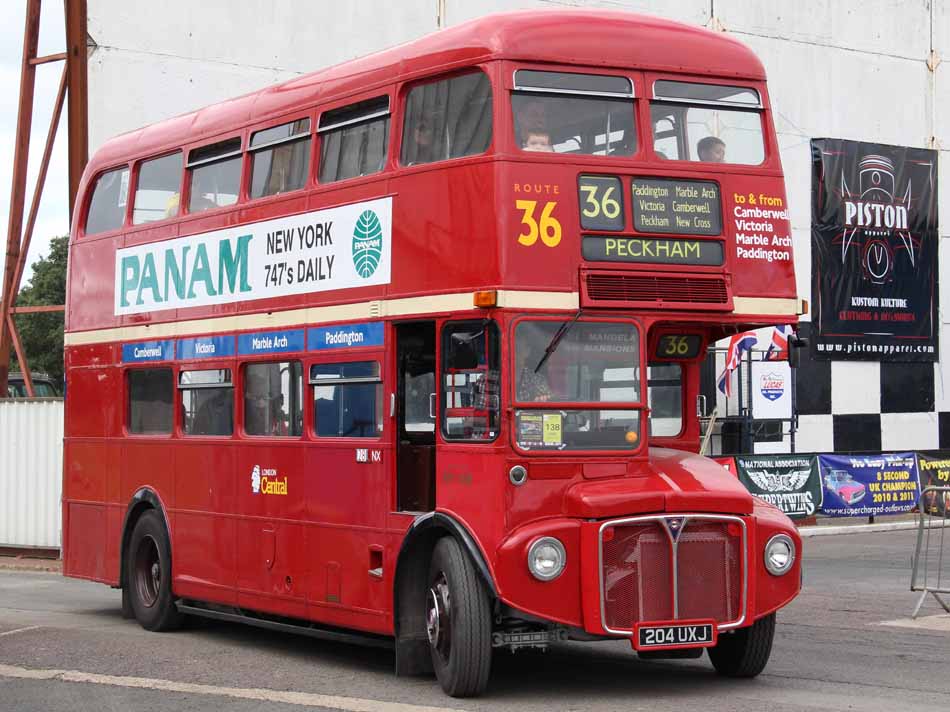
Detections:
522,130,554,153
697,136,726,163
406,118,436,165
515,99,548,147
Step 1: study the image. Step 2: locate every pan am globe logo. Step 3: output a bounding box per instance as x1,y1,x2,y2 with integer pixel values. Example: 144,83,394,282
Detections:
352,209,383,279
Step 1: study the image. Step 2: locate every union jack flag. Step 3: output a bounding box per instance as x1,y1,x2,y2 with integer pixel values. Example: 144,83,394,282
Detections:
717,331,758,397
765,324,793,361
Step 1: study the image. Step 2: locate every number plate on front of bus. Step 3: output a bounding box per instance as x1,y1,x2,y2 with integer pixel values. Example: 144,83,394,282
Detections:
633,620,716,651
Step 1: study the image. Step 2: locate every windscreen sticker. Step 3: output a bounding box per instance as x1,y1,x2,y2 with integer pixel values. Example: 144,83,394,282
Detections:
542,413,563,445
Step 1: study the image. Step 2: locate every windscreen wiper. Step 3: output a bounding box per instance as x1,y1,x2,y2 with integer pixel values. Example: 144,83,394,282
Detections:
534,310,583,373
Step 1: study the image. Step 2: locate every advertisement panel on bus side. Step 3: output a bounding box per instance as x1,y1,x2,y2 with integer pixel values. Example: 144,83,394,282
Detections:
114,197,392,315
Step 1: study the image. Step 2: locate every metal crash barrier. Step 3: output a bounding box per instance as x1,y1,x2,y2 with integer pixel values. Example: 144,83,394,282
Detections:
911,486,950,618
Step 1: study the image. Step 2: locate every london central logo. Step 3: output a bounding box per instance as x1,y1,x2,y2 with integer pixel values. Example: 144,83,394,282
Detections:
352,209,383,279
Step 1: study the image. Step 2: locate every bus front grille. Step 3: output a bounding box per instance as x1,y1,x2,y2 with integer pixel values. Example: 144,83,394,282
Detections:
600,516,745,634
582,271,731,310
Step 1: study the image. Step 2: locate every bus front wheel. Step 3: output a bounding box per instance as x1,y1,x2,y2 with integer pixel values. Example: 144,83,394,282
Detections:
426,536,492,697
707,613,775,677
125,510,183,632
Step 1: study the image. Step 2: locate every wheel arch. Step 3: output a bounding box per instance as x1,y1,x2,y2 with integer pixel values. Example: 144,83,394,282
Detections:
119,487,171,590
392,512,497,676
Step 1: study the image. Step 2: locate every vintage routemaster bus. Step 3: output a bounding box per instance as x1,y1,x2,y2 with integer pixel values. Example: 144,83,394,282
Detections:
63,10,803,697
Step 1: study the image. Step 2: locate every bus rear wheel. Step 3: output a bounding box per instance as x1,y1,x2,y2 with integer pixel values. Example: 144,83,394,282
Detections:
125,510,183,632
707,613,775,677
426,537,492,697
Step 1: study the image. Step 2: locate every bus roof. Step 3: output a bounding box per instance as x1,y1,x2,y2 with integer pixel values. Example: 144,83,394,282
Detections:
87,10,765,172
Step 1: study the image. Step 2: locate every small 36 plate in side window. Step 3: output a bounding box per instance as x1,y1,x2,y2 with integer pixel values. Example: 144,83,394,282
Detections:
632,620,717,651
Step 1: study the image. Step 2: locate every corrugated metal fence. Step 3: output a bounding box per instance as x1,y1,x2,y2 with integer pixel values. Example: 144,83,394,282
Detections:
0,399,63,550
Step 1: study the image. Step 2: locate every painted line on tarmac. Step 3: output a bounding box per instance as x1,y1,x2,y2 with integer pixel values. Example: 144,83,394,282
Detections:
0,663,460,712
799,521,924,537
0,626,41,638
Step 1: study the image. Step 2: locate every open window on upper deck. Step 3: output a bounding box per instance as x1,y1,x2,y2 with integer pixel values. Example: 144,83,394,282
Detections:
249,118,311,198
511,70,636,156
319,96,390,183
400,71,492,166
133,152,183,225
650,80,764,165
187,137,242,213
84,165,129,235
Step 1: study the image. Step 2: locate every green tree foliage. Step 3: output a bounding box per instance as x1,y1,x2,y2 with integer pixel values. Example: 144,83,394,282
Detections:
10,235,68,383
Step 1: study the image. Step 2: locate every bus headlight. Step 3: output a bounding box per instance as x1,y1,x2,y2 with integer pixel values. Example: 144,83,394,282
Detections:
527,537,566,581
764,534,795,576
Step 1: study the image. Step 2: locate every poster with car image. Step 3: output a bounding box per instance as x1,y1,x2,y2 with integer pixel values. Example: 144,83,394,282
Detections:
818,453,920,516
916,452,950,516
735,455,821,519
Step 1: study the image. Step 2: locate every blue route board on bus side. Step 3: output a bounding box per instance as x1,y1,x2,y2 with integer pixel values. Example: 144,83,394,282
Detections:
309,322,384,350
178,335,235,360
121,340,175,362
237,329,306,355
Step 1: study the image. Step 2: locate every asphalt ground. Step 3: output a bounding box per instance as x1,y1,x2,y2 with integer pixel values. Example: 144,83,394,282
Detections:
1,529,948,711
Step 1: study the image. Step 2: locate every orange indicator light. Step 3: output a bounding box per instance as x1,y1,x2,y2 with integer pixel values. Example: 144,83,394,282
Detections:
474,290,497,308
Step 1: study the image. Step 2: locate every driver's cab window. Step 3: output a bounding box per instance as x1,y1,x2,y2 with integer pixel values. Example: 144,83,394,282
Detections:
512,70,636,156
441,321,500,441
647,363,683,436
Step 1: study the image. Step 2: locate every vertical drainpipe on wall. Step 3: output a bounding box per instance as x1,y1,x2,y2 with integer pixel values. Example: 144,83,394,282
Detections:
437,0,446,30
927,1,940,151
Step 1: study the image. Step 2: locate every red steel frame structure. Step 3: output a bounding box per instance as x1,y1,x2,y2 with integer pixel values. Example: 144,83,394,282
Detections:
62,11,803,697
0,0,87,397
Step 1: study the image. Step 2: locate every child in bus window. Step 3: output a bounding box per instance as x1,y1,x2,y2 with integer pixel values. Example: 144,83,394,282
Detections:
522,130,554,152
697,136,726,163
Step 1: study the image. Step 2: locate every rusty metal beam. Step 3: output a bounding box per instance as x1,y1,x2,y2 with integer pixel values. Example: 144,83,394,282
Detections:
66,0,88,220
12,65,67,305
29,52,67,65
6,315,35,397
0,0,42,398
11,305,65,314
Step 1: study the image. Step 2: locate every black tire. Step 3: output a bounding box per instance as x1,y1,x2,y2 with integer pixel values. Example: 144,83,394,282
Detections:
426,537,492,697
125,509,183,632
708,613,775,678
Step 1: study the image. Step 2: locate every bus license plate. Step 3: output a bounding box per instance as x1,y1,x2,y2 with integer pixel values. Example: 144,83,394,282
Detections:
633,620,716,651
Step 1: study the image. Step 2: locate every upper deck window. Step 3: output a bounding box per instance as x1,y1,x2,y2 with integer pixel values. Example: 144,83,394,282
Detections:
511,70,635,156
250,118,311,198
133,152,182,225
319,97,390,183
187,137,242,213
650,81,764,165
401,71,492,166
85,166,129,235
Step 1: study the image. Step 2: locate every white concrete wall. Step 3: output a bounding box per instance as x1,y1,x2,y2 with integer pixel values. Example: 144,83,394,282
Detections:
0,400,63,549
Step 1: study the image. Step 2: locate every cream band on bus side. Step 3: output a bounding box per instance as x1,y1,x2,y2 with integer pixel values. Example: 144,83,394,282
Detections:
113,197,393,316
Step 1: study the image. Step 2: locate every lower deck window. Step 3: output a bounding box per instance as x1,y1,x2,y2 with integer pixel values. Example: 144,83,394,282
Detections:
311,361,381,437
244,361,303,436
127,368,173,434
180,369,233,436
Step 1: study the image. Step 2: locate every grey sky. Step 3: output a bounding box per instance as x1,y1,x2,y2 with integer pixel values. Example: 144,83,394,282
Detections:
0,1,70,295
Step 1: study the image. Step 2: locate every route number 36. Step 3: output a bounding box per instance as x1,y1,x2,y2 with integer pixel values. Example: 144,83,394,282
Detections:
516,200,562,247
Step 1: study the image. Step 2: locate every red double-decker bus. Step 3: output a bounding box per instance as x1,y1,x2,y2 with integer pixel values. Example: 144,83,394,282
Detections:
63,11,802,697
